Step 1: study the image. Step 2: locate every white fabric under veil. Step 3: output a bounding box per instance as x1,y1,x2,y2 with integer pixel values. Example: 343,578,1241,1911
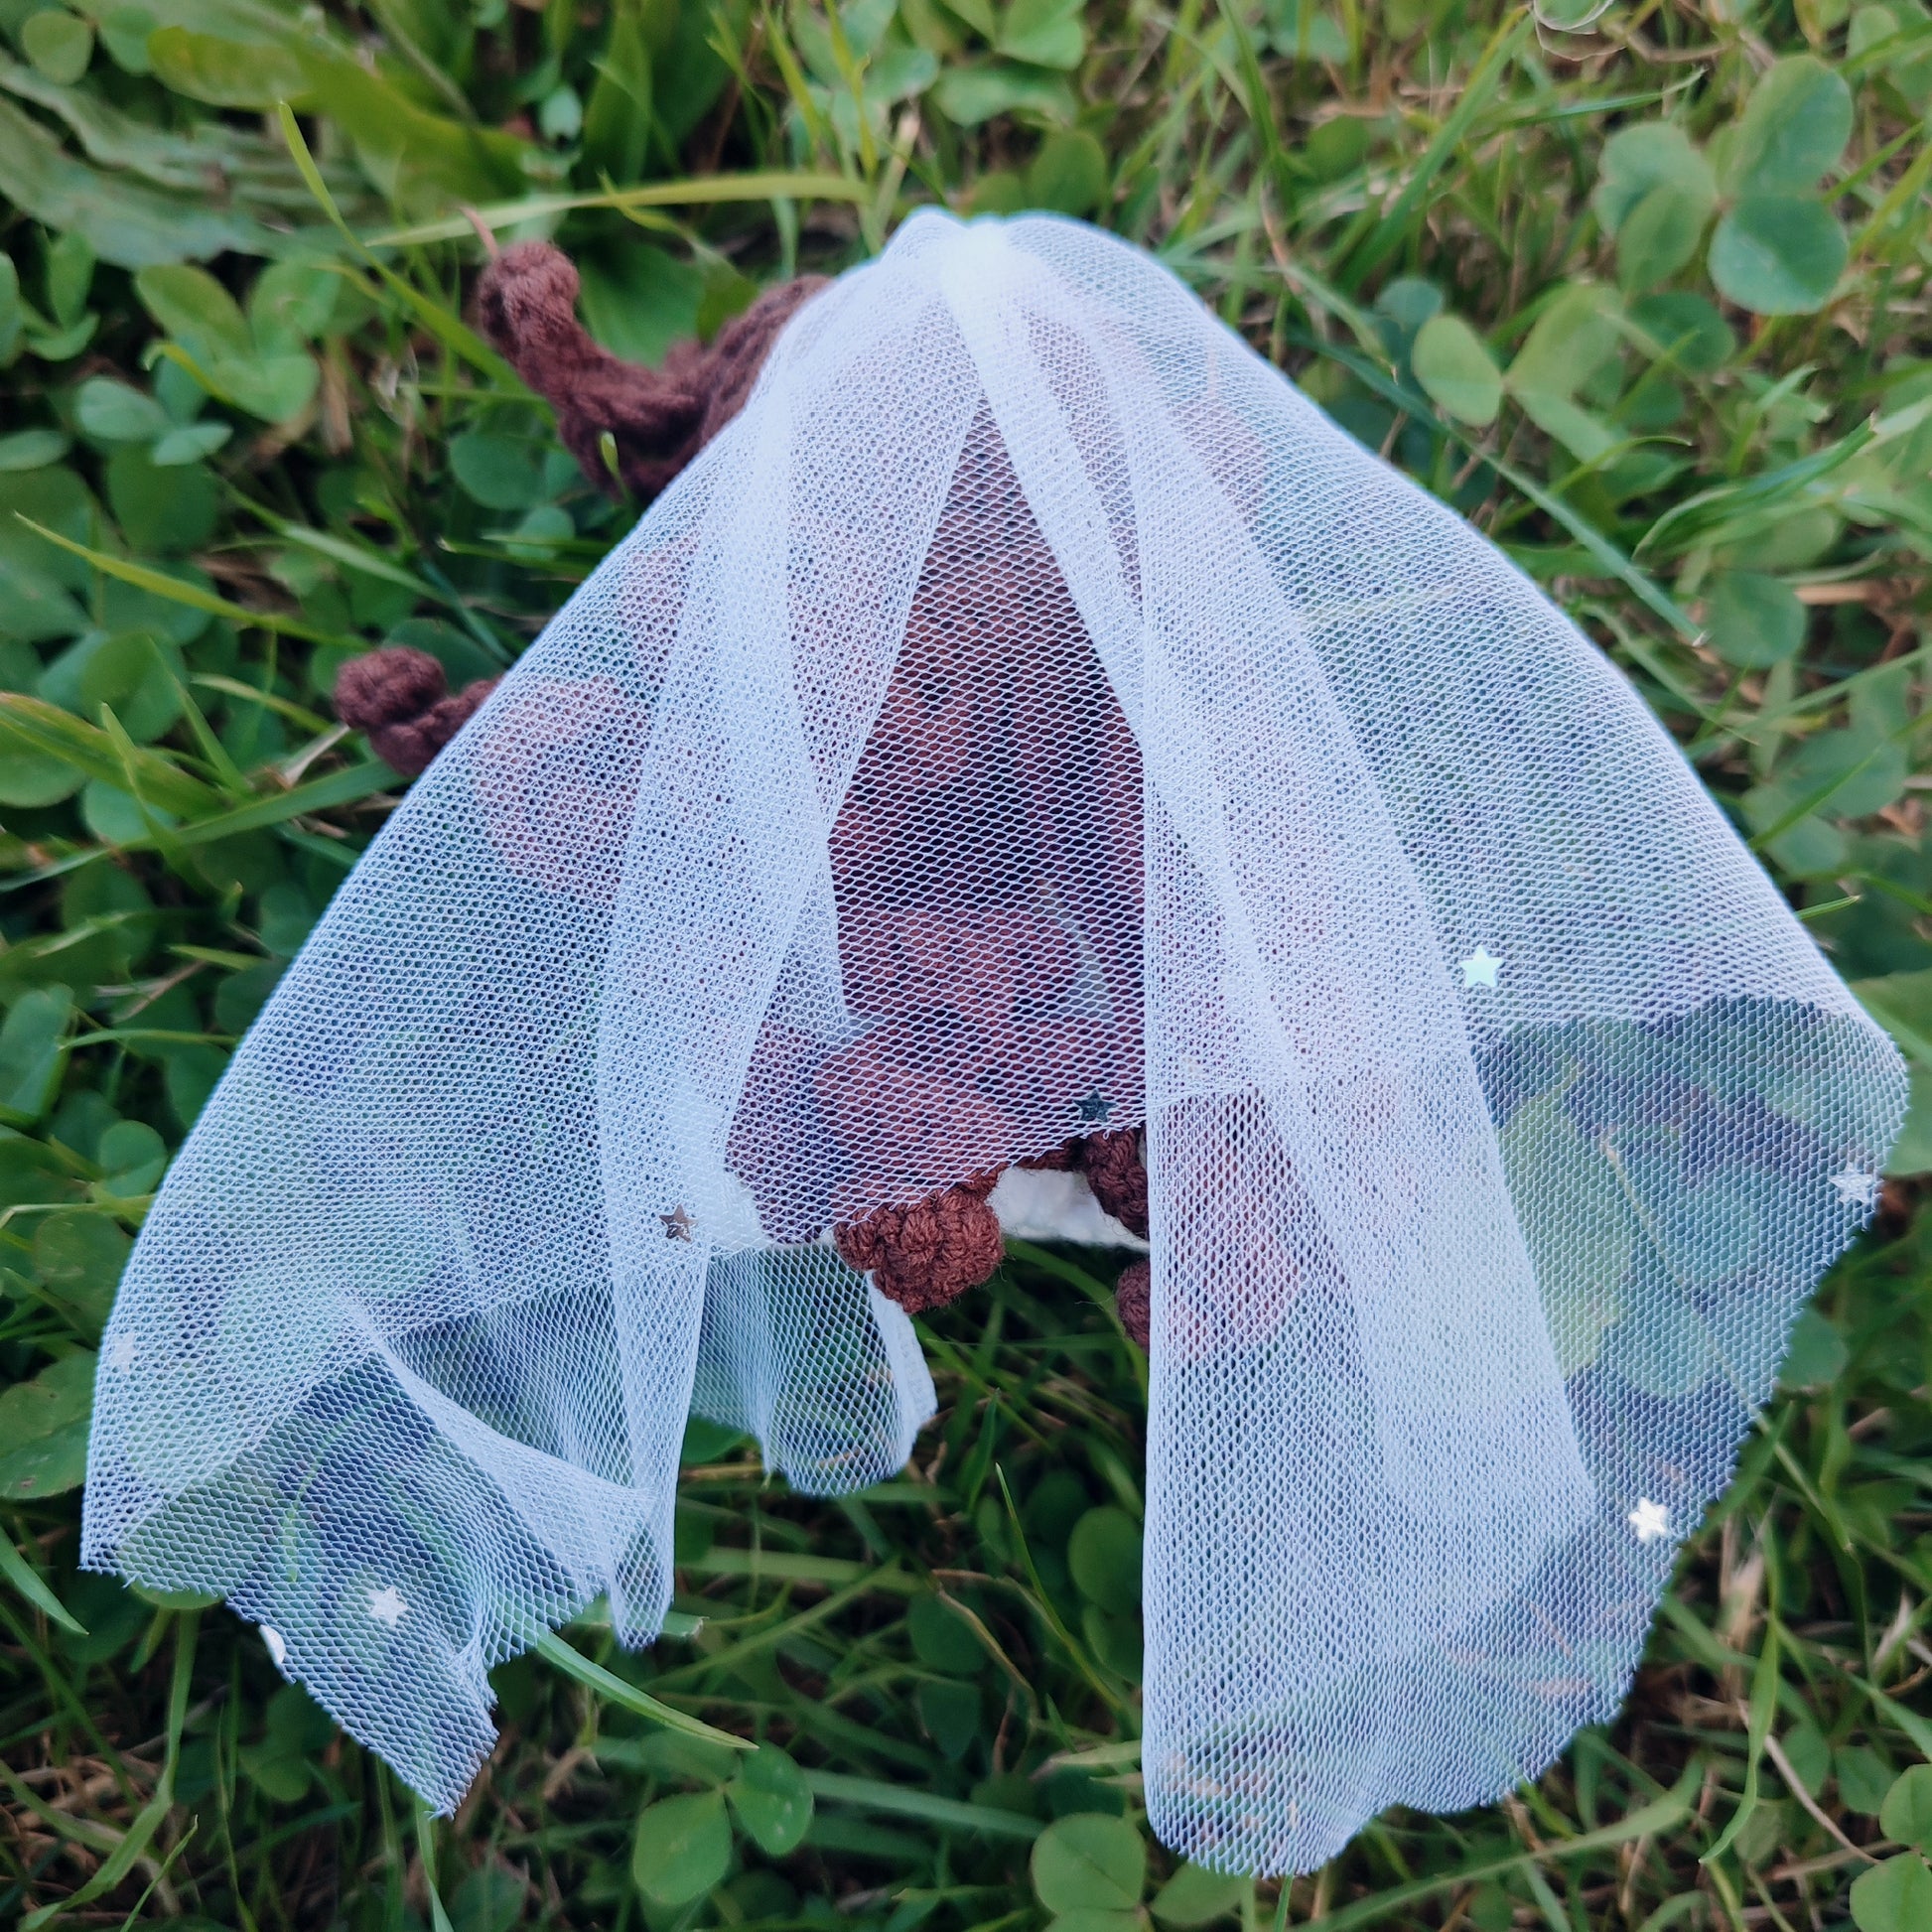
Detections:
83,210,1900,1873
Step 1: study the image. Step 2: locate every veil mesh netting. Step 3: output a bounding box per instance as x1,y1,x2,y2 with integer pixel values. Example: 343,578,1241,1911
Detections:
84,210,1901,1873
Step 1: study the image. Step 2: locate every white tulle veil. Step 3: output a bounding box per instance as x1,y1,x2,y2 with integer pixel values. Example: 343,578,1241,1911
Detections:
84,209,1900,1873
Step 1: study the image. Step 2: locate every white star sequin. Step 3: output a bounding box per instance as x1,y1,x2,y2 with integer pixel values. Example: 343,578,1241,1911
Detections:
1459,948,1502,990
367,1586,408,1629
106,1334,136,1372
260,1625,288,1670
1628,1498,1670,1545
1831,1170,1878,1209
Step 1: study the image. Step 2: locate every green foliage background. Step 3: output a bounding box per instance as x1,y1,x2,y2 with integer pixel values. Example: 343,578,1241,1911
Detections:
1,0,1931,1925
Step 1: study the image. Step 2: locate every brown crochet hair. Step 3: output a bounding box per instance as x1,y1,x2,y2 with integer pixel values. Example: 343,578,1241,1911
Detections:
332,241,1153,1345
334,648,499,778
473,242,827,500
329,242,826,784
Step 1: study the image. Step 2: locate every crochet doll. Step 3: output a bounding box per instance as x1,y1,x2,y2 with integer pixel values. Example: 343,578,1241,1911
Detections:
333,241,1153,1340
89,210,1898,1871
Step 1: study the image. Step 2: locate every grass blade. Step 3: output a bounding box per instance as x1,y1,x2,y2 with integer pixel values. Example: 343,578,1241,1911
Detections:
532,1628,755,1754
0,1528,87,1635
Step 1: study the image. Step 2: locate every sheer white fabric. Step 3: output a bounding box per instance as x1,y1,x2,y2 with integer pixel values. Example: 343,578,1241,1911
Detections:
84,211,1900,1872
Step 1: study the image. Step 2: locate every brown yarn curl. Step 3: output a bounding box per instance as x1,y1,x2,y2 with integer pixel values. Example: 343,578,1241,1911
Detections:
473,242,827,500
332,241,1151,1335
832,1173,1006,1316
1077,1128,1150,1240
1114,1259,1152,1351
335,647,500,779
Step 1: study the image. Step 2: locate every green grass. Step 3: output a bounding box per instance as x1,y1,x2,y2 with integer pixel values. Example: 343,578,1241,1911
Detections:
3,0,1932,1925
